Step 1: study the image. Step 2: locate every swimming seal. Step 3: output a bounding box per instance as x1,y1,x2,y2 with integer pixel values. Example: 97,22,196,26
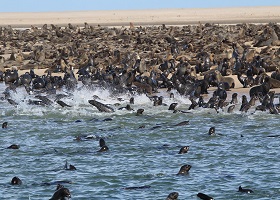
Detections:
2,122,8,128
176,164,191,175
7,144,20,149
49,187,71,200
178,146,189,154
123,185,151,190
208,127,215,136
238,186,253,193
11,176,22,185
136,108,144,116
197,192,214,200
98,138,109,152
88,99,114,113
64,160,76,170
166,192,179,200
57,100,71,107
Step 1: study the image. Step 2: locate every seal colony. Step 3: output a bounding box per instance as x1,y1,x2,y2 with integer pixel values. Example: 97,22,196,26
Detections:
1,21,280,199
1,22,280,114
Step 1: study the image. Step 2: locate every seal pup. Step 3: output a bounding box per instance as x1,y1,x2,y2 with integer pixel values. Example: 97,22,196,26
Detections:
176,164,192,175
49,186,71,200
11,176,22,185
88,99,114,113
98,138,109,152
197,192,214,200
178,146,189,154
166,192,179,200
2,122,8,128
238,186,253,193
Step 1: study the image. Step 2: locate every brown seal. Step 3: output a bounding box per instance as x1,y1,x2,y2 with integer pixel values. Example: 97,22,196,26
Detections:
214,70,235,88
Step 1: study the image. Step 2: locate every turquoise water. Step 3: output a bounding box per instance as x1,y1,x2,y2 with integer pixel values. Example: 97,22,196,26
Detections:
0,82,279,199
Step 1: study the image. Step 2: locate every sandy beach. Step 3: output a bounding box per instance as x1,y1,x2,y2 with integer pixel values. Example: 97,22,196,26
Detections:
0,6,280,27
1,6,280,95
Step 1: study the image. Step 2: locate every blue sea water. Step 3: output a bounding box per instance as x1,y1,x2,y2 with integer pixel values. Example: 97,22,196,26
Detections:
0,82,279,199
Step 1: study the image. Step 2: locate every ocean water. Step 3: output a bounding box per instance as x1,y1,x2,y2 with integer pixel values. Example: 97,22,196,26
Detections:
0,82,279,200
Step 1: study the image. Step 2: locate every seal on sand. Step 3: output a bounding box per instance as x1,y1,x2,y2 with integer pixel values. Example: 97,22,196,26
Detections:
249,76,270,97
214,70,235,88
176,164,191,175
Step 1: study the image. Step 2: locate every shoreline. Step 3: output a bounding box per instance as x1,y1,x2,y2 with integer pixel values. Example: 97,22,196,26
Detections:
1,6,280,28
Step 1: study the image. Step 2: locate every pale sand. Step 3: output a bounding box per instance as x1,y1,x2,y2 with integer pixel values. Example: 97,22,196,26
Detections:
0,6,280,27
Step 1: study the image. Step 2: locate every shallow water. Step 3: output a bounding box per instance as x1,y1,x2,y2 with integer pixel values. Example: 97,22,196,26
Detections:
0,82,279,200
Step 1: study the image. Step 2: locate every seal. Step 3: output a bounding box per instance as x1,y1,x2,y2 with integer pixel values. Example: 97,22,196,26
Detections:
208,127,215,136
64,160,76,170
214,70,235,88
123,185,151,190
166,192,179,200
56,100,71,107
176,164,191,175
49,187,71,200
178,146,189,154
227,105,235,113
88,99,114,113
98,138,109,152
2,122,8,128
249,76,270,97
238,186,253,193
11,176,22,185
197,192,214,200
7,144,20,149
136,108,144,116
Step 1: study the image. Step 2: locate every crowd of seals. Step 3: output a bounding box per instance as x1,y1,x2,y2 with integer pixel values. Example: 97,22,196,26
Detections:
1,21,279,198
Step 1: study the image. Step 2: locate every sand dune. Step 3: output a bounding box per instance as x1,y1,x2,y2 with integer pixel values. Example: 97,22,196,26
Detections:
0,6,280,28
